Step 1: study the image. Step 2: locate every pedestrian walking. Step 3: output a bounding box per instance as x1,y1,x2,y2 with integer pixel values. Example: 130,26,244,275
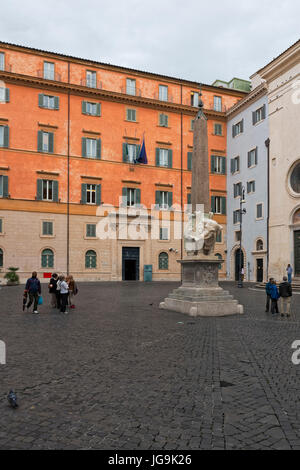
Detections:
279,276,292,318
25,271,41,314
66,275,77,309
60,276,69,314
56,275,62,310
265,277,273,312
286,264,293,284
48,273,58,308
270,279,280,315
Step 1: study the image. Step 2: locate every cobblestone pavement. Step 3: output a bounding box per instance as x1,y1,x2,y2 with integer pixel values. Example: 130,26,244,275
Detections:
1,281,300,450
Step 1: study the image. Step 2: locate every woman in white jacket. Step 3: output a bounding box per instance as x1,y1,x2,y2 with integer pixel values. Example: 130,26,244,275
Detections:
60,276,69,314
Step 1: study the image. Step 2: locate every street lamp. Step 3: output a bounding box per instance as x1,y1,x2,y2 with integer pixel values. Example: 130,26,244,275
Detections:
238,187,246,288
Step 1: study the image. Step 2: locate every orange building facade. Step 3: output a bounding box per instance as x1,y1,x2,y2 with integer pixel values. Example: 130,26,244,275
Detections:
0,42,246,282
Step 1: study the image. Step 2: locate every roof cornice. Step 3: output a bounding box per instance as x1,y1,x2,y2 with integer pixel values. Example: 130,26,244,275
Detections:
255,39,300,82
226,83,267,118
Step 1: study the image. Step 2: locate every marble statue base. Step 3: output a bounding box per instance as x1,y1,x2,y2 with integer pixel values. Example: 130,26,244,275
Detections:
159,258,243,317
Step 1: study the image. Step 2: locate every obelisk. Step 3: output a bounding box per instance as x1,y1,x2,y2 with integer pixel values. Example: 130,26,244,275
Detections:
159,93,243,317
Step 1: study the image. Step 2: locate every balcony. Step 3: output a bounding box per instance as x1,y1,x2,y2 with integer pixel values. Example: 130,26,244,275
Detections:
37,69,62,82
80,79,102,90
121,86,142,97
153,91,174,103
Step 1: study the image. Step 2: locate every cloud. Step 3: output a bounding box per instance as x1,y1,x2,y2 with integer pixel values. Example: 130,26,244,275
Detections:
0,0,299,84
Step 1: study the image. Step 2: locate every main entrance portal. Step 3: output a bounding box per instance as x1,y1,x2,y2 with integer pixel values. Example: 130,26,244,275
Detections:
294,230,300,276
122,247,140,281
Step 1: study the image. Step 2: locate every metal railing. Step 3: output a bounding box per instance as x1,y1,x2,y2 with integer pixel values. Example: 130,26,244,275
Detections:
120,86,142,97
37,69,62,82
80,78,102,89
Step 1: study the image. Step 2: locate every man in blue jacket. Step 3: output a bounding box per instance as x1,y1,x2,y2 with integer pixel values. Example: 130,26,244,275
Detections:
25,271,41,314
265,278,273,312
270,279,280,315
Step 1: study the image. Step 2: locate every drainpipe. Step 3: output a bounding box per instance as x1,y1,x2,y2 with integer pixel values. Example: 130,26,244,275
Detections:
67,62,70,275
180,85,183,282
265,137,270,281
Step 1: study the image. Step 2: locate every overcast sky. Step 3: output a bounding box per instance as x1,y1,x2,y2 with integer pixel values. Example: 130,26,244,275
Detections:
0,0,299,84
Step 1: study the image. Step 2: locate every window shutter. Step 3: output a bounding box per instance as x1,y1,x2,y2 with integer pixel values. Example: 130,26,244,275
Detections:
187,152,192,171
82,101,87,114
82,137,87,157
255,147,258,165
96,184,101,205
253,181,256,192
187,193,191,205
168,149,173,168
237,157,240,172
221,197,226,215
96,103,101,116
231,158,235,174
241,119,244,133
5,88,9,103
262,104,266,120
221,157,226,174
38,94,44,107
164,115,168,127
52,180,59,202
37,179,43,200
167,192,173,209
123,143,128,162
2,175,8,197
211,155,215,173
247,182,250,193
155,191,161,209
135,188,141,206
54,96,59,110
122,187,127,206
155,148,160,166
96,138,101,159
48,132,54,153
159,114,163,126
247,152,251,168
3,126,9,148
232,125,235,138
252,111,256,125
81,184,87,204
211,196,215,213
38,131,43,152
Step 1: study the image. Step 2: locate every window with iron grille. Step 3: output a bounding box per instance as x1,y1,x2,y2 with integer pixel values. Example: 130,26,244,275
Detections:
41,249,54,268
85,250,97,268
159,252,169,270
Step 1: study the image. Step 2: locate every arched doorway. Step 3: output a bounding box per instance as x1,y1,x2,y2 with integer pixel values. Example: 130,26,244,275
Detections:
293,209,300,276
235,248,244,281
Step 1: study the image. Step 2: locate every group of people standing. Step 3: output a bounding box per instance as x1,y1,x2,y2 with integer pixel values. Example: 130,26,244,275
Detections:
265,265,293,317
24,271,78,314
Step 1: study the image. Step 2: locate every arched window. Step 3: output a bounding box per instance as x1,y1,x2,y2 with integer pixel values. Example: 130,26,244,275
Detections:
256,239,264,251
0,248,3,267
85,250,97,269
159,252,169,270
293,209,300,225
41,249,54,268
215,253,222,270
290,163,300,194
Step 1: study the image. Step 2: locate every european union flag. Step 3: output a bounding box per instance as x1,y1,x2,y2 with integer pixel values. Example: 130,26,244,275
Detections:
136,137,148,164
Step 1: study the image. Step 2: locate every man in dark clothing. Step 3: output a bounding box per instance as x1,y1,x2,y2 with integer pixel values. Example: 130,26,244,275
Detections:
265,278,273,312
48,273,58,308
25,271,41,314
279,276,292,318
270,279,280,315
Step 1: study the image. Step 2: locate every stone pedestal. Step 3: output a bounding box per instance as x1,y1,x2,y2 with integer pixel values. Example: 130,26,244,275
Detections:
159,258,243,317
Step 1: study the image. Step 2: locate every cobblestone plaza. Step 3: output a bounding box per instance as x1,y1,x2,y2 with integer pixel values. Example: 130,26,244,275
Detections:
1,282,300,450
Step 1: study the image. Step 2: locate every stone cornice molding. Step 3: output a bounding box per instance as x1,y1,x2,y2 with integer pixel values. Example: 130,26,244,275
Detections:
255,40,300,82
226,83,267,119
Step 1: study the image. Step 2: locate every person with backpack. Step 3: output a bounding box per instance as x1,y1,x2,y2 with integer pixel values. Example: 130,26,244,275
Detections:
279,276,292,318
25,271,41,314
270,279,280,315
265,277,273,313
66,275,78,309
48,273,58,308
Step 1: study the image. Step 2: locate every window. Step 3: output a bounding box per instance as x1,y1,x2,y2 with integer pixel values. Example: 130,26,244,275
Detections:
214,123,222,136
37,131,54,153
290,163,300,194
0,248,3,267
159,252,169,270
85,250,97,268
0,219,2,233
156,148,172,168
0,52,4,71
211,155,226,174
248,148,258,167
39,94,59,110
81,183,101,205
231,156,240,174
43,180,53,201
215,253,222,270
82,101,101,116
234,182,242,198
126,108,136,122
122,187,141,207
191,92,199,107
82,137,101,159
42,221,53,236
86,224,96,238
123,143,139,163
247,180,255,193
191,119,195,131
36,179,58,202
0,175,8,198
233,210,241,224
43,62,55,80
0,126,9,148
187,152,192,171
41,249,54,268
232,120,244,137
86,70,97,88
235,231,241,242
160,228,169,240
126,78,136,96
159,113,168,127
156,191,172,210
256,203,263,219
256,239,264,251
0,87,9,103
216,231,222,243
214,96,222,112
252,105,266,125
159,85,168,101
211,196,226,215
